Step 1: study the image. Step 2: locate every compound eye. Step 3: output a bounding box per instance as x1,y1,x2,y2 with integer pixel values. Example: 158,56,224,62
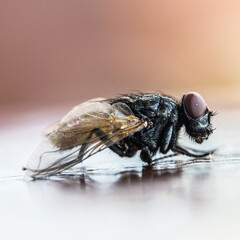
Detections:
184,92,207,119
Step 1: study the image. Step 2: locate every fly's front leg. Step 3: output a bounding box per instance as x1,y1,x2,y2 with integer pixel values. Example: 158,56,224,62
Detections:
160,123,176,154
172,144,216,158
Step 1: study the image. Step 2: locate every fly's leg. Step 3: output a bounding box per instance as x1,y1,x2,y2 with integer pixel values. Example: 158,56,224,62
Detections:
78,128,127,159
41,128,127,175
124,145,138,157
30,128,129,177
152,153,179,163
160,124,175,154
140,147,153,165
81,129,139,158
172,144,216,158
159,122,215,158
109,144,127,157
121,138,139,157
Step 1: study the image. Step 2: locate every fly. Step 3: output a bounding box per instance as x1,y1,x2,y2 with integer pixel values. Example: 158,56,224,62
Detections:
24,92,215,177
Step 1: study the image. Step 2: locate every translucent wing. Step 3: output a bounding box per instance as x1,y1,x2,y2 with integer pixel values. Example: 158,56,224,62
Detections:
24,99,147,177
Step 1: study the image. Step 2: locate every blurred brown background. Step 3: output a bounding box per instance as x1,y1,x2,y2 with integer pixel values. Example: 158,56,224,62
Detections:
1,0,240,111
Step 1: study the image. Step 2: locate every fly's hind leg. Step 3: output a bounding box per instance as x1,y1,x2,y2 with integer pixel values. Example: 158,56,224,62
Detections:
78,128,127,160
28,128,129,177
45,128,127,174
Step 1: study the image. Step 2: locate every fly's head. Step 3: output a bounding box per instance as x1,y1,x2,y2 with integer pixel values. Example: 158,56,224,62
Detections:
181,92,215,144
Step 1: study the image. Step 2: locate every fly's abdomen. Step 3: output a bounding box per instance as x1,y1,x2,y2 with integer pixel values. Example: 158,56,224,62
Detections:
48,131,89,149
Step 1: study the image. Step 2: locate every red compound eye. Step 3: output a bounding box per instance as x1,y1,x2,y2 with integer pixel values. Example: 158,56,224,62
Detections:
184,92,207,119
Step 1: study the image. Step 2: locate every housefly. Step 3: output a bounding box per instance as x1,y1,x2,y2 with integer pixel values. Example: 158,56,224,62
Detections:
24,92,215,177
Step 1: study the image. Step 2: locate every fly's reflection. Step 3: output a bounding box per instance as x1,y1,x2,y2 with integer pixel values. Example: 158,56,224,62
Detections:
40,157,212,192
